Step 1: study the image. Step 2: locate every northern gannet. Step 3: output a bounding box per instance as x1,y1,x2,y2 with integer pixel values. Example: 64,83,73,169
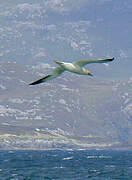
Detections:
29,57,114,85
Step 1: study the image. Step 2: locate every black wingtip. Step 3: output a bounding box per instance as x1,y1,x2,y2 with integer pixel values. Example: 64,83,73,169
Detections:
29,82,37,85
29,79,44,85
109,57,114,61
29,75,51,85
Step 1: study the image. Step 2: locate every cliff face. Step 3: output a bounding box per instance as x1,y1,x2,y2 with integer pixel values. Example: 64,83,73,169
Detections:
0,0,132,78
0,0,131,149
0,61,132,150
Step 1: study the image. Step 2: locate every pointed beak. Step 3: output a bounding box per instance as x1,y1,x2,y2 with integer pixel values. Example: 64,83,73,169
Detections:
89,73,93,77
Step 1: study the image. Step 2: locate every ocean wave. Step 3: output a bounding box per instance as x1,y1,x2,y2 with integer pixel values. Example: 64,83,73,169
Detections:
87,155,111,159
63,156,73,160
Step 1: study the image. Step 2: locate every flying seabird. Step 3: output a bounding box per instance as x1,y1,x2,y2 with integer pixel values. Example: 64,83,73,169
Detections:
29,57,114,85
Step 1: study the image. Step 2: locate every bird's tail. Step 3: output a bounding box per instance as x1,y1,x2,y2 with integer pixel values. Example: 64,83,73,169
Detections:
54,60,63,65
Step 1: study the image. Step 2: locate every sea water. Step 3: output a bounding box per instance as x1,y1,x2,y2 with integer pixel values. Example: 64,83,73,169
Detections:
0,150,132,179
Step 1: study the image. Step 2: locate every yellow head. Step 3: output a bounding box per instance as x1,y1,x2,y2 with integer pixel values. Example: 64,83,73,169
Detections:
85,69,93,76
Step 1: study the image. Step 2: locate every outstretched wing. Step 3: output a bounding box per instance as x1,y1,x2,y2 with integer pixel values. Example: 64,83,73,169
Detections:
29,66,65,85
74,57,114,67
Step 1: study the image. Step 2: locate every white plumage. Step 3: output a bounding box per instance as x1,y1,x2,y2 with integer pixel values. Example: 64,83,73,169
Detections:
29,57,114,85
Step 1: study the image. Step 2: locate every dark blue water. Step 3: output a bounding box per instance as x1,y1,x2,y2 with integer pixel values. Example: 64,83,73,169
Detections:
0,150,132,180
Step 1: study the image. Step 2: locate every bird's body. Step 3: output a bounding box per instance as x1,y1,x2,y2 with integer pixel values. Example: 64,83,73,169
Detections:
56,61,87,75
29,57,114,85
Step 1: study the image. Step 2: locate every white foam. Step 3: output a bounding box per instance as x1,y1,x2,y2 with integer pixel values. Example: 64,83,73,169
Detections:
63,156,73,160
